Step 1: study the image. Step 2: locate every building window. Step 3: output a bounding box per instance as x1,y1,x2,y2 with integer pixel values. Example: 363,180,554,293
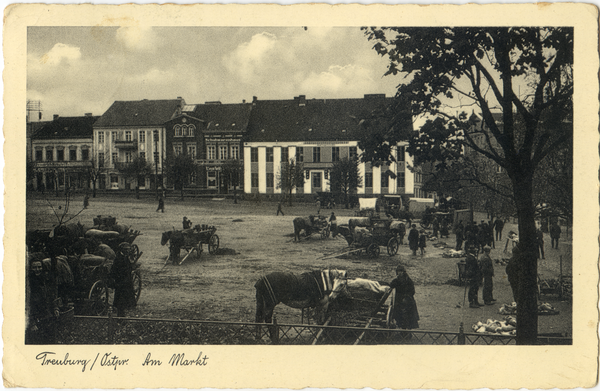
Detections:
281,147,289,163
251,147,258,163
296,147,304,163
251,173,259,188
125,151,133,162
230,146,239,160
207,145,216,160
397,172,405,188
219,146,228,160
174,144,183,156
349,146,358,161
313,147,321,163
46,149,53,161
184,125,195,137
154,152,160,164
266,173,274,188
98,132,105,144
112,152,118,164
98,153,105,168
266,147,274,162
188,145,196,159
125,131,132,142
110,175,118,185
312,172,322,188
189,171,197,185
381,172,389,188
112,132,117,142
397,146,405,162
365,172,373,188
496,165,504,173
332,147,340,162
82,149,89,161
35,150,43,161
207,171,217,187
140,152,146,161
69,149,77,161
139,131,145,143
174,125,182,137
57,149,64,161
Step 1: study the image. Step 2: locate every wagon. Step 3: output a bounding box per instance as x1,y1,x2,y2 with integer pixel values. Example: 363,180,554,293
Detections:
326,219,399,259
312,215,331,239
166,225,220,265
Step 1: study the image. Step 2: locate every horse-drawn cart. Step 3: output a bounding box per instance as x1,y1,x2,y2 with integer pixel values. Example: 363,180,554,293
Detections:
162,225,220,265
327,219,399,259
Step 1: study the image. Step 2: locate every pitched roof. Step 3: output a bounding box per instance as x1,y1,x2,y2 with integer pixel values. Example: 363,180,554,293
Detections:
192,103,253,132
246,95,412,143
31,116,99,140
93,99,183,128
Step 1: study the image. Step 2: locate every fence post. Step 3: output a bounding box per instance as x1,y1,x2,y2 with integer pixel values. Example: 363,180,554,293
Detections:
270,317,279,345
458,322,465,345
108,308,114,344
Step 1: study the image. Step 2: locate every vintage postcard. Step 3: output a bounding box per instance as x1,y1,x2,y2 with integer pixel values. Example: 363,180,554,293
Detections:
3,3,599,389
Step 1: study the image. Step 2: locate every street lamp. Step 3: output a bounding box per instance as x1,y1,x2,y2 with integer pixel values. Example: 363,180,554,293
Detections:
154,130,159,200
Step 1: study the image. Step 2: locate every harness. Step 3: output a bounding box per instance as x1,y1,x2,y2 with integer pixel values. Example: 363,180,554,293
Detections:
261,275,278,304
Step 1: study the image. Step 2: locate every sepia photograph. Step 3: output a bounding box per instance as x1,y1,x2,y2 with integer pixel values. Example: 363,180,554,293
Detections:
4,3,599,389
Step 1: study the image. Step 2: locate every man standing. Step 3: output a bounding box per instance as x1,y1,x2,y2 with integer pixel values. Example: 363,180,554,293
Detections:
550,221,562,249
493,218,505,241
480,245,495,305
329,212,338,238
466,245,482,308
276,200,285,216
432,216,440,238
408,224,420,256
455,222,464,251
156,196,165,213
83,194,90,209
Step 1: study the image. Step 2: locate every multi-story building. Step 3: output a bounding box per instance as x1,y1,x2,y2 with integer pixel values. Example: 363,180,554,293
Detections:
92,98,184,190
30,114,98,192
164,101,252,193
243,94,420,198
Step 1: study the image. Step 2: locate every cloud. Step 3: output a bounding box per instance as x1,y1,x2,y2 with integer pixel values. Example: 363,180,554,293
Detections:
38,43,81,67
299,64,375,96
115,26,157,52
223,32,278,83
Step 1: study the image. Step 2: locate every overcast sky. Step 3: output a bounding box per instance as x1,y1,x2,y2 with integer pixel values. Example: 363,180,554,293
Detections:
27,26,404,119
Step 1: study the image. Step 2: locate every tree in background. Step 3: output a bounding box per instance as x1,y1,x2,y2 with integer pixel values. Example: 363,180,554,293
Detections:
329,157,363,208
221,159,243,204
363,27,573,344
116,156,153,199
86,153,110,198
165,154,198,201
276,158,305,206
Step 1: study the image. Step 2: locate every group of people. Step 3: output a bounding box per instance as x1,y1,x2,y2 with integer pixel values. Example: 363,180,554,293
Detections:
464,245,496,308
407,225,428,256
455,219,502,253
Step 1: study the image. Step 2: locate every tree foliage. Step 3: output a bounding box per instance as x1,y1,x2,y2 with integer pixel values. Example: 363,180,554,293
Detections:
221,159,243,203
117,156,153,199
329,157,363,208
165,154,198,201
363,27,573,344
276,158,305,206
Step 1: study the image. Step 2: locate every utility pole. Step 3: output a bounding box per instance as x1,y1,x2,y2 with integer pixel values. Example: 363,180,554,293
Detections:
154,130,159,200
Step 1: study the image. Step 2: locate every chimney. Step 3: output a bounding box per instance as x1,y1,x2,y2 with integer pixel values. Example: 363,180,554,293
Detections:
298,95,306,107
242,99,246,104
53,114,59,120
85,113,93,117
253,96,258,103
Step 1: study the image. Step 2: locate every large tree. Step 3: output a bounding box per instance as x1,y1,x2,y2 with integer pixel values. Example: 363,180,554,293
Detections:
329,157,363,208
117,156,153,199
276,158,305,206
363,27,573,344
221,159,243,204
165,154,198,201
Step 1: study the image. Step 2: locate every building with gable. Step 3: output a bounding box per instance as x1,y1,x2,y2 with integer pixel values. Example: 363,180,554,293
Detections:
30,114,98,192
92,98,184,190
243,94,420,198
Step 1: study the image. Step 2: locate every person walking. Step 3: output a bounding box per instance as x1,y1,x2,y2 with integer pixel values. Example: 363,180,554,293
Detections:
550,221,562,249
455,222,464,251
465,245,483,308
83,194,90,209
408,224,420,256
110,243,137,317
536,227,545,259
388,265,419,330
418,230,427,256
316,199,321,215
432,216,440,238
480,245,496,305
493,218,505,241
440,218,449,238
156,196,165,213
397,222,406,245
276,201,285,216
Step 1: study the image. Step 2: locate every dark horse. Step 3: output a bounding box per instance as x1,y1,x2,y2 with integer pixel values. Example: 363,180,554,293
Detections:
161,230,185,265
293,216,316,241
255,269,348,327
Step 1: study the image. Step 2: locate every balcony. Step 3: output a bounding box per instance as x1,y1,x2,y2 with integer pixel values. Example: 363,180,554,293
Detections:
113,140,138,150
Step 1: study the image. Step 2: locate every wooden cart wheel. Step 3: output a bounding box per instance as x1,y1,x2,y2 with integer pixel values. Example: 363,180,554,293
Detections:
367,244,380,258
387,237,399,256
208,234,220,255
131,270,142,303
88,280,109,316
128,244,140,264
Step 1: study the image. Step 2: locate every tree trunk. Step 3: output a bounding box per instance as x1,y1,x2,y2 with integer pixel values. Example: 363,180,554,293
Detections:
288,189,293,207
512,173,539,345
233,185,238,204
180,186,184,201
92,180,97,198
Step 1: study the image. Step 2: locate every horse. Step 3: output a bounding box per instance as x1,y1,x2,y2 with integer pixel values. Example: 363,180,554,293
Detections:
348,217,371,233
255,269,348,328
161,230,186,264
292,216,315,241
